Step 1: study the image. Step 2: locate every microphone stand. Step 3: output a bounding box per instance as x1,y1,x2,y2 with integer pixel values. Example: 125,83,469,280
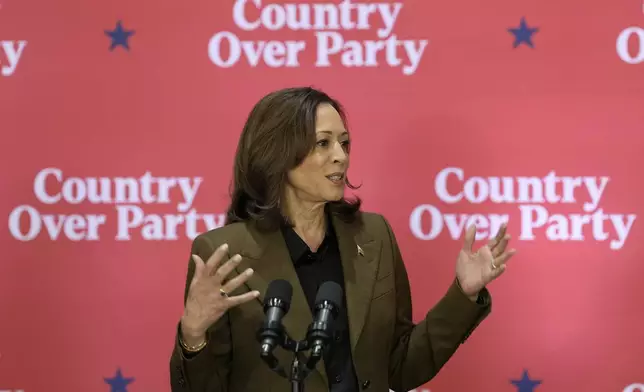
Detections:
287,339,308,392
257,295,338,392
258,332,323,392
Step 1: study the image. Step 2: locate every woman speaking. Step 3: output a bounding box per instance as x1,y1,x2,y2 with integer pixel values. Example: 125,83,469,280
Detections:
169,87,516,392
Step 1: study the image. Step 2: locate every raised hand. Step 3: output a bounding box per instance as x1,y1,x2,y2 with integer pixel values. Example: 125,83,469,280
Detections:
180,244,259,345
455,223,517,297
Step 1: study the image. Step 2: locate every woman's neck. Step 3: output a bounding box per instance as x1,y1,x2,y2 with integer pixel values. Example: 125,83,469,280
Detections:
282,198,327,251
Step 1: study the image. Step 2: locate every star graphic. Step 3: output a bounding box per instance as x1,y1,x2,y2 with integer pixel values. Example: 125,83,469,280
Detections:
104,368,135,392
105,20,135,51
508,17,539,48
511,369,542,392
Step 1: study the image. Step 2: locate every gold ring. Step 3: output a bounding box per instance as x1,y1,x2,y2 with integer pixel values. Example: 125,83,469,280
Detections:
491,261,497,270
219,288,229,297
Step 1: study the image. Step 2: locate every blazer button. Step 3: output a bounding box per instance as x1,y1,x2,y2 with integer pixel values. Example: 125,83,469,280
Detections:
361,380,371,389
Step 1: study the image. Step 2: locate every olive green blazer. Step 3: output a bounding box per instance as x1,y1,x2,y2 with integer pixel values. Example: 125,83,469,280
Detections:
169,212,491,392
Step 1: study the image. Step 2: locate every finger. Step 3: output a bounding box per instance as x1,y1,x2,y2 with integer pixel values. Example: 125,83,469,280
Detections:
489,263,508,279
226,290,261,308
478,246,496,279
191,254,206,277
492,234,510,257
205,243,229,275
488,223,507,250
494,249,517,267
221,267,254,294
213,254,243,283
462,225,476,253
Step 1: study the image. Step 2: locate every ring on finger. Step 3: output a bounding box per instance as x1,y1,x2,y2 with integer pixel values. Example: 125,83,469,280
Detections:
219,288,229,298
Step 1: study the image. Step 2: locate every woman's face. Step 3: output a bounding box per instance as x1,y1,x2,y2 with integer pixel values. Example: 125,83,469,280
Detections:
285,103,351,205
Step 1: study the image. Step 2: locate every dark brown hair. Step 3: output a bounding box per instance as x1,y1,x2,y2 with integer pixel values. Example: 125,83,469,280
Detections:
225,87,361,230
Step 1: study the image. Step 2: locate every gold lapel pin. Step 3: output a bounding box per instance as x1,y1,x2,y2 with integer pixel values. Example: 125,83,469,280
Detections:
357,244,364,256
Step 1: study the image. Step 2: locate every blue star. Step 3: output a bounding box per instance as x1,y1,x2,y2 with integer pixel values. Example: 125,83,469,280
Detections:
105,20,135,51
104,368,134,392
508,17,539,48
511,369,542,392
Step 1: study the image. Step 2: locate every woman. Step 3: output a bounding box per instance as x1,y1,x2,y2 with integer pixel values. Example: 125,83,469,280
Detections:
169,87,516,392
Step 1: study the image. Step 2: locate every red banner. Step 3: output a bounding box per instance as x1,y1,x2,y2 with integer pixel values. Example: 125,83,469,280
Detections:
1,0,643,391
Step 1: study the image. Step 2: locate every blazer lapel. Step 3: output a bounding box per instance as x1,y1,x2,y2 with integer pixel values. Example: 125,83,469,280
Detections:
235,223,313,341
331,214,381,354
233,222,328,383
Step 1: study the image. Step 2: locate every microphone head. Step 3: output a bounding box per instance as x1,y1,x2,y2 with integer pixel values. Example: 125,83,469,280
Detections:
264,279,293,312
314,281,343,309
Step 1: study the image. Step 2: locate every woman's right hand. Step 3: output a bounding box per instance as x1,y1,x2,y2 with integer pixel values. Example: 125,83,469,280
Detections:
180,243,259,345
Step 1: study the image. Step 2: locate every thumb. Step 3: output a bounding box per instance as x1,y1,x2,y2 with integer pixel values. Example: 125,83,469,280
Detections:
462,224,476,253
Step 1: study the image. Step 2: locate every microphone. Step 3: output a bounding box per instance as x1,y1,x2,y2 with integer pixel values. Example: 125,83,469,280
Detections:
305,281,343,370
258,279,293,359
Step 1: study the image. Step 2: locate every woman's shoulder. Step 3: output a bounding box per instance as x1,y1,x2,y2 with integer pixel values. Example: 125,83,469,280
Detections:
353,210,395,238
358,210,387,225
190,221,250,254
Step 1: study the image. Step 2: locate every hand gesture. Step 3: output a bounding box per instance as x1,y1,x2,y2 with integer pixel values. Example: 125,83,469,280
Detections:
455,223,517,297
180,244,259,342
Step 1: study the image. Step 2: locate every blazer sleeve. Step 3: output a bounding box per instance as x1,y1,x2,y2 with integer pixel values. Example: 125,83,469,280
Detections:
169,234,232,392
382,216,492,391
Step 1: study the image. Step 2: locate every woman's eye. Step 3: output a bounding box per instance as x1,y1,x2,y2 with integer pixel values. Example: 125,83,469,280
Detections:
316,140,329,147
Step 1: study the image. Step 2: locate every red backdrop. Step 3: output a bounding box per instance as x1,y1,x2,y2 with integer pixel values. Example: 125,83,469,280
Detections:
1,0,643,391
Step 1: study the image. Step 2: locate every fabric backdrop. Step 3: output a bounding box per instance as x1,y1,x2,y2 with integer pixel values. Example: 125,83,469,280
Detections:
1,0,643,391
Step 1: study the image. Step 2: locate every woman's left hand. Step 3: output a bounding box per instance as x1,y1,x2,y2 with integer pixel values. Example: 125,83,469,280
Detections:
455,223,517,298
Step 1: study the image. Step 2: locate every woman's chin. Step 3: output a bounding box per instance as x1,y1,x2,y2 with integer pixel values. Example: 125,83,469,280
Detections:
324,190,345,202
